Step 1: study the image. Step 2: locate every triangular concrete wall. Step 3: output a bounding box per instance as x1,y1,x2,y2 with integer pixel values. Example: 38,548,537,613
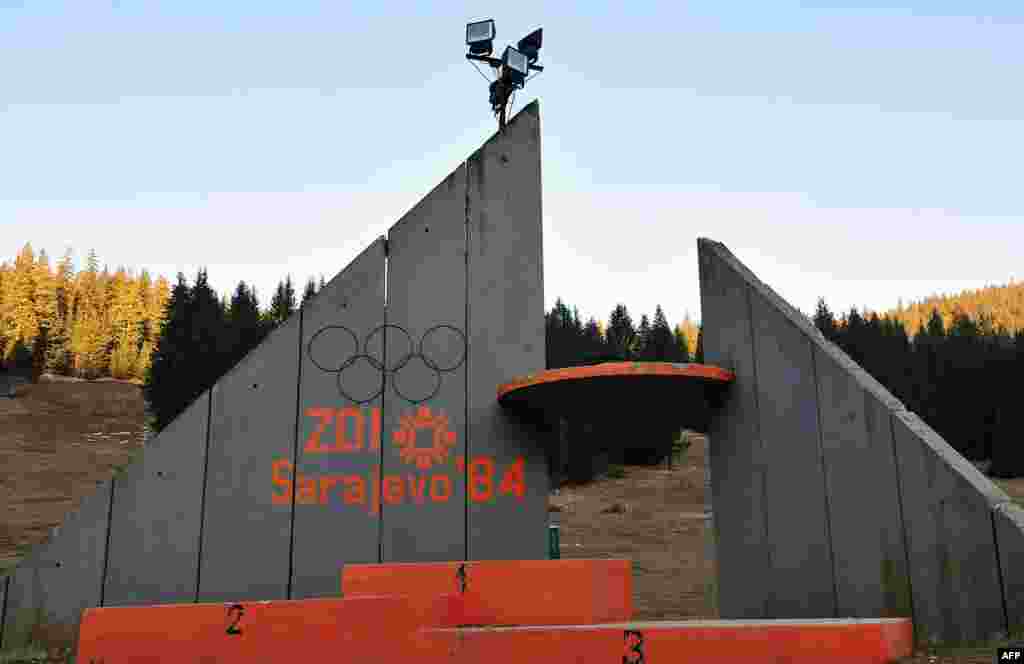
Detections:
699,237,1024,645
0,102,548,650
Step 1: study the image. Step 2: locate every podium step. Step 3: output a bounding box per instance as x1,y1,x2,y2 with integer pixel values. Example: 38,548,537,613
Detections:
421,618,914,664
342,558,632,626
76,595,433,663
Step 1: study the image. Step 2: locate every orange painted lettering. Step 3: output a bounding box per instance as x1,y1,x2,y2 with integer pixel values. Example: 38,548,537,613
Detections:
369,407,381,451
336,407,363,452
369,466,381,516
297,473,318,505
469,457,495,503
343,475,366,505
303,407,335,454
319,476,341,505
430,475,451,502
271,458,293,505
499,458,526,500
384,475,404,505
407,475,428,505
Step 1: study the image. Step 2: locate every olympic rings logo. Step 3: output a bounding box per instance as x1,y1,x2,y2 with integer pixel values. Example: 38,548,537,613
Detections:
306,324,467,405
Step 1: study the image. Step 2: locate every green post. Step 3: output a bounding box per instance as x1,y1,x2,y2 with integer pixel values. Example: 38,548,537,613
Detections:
548,511,561,559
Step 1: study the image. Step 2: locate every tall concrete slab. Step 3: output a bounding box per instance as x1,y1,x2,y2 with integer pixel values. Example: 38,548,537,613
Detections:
696,240,770,619
381,162,468,563
198,313,301,602
994,502,1024,634
291,238,386,598
2,102,554,623
892,408,1007,644
748,288,836,619
103,392,209,606
699,237,1022,645
1,481,112,649
813,344,911,619
466,101,548,560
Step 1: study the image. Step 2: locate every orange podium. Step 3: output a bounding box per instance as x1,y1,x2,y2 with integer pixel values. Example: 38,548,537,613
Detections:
78,559,913,663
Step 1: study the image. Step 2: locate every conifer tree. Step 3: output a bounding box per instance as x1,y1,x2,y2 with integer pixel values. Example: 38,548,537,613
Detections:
673,326,691,363
582,316,606,362
46,250,75,374
268,275,297,326
302,277,317,306
145,273,192,431
634,314,651,359
0,262,8,360
189,268,230,389
108,267,143,379
606,304,635,360
135,274,170,379
228,281,266,362
646,305,675,361
2,244,39,366
813,298,838,342
677,312,700,359
70,250,109,377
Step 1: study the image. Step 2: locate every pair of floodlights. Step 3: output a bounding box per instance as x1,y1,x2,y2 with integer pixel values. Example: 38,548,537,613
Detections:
465,19,543,129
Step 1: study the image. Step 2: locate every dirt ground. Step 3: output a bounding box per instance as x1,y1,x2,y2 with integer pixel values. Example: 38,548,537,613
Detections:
550,436,715,620
0,379,148,572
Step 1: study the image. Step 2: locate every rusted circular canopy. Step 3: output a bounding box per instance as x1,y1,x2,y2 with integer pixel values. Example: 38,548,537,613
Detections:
497,362,734,432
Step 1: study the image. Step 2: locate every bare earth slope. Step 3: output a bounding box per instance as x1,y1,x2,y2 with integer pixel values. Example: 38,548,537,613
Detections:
550,435,715,620
0,379,147,572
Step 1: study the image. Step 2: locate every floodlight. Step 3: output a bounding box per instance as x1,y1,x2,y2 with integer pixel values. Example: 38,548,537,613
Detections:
501,46,529,87
466,19,496,55
517,28,543,63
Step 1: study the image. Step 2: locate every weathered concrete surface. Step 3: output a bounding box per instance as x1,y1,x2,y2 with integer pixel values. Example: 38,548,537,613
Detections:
291,237,387,597
697,242,770,619
103,392,209,606
892,408,1007,644
994,502,1024,634
748,288,836,619
380,163,468,563
466,101,548,561
1,481,112,650
814,345,911,619
698,238,1019,644
198,314,302,602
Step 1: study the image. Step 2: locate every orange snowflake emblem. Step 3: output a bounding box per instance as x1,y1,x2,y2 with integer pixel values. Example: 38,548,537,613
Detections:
392,406,457,469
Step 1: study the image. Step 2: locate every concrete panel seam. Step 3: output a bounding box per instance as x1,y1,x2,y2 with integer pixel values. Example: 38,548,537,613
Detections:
810,344,840,619
286,306,305,599
194,391,213,602
743,283,772,586
99,479,116,607
1,573,9,648
377,250,388,564
464,152,471,563
990,507,1011,636
887,408,918,641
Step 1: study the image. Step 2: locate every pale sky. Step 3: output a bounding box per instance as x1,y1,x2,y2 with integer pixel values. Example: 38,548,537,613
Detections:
3,2,1022,328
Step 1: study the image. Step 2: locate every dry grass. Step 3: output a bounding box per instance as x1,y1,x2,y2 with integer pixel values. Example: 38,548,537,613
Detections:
0,380,148,571
993,477,1024,506
551,434,715,620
